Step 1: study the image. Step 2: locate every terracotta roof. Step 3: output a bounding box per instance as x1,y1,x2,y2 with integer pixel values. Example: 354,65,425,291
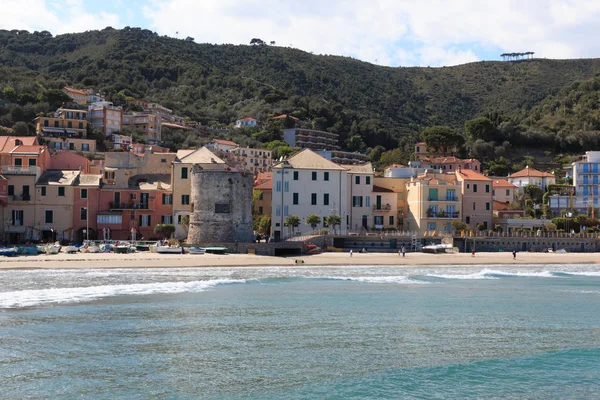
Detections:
211,139,238,146
10,145,46,154
415,141,426,146
255,171,273,182
493,200,511,211
237,117,256,121
342,162,373,173
0,136,38,153
274,149,346,171
254,179,272,190
63,87,87,96
373,185,394,193
162,122,190,129
509,167,555,178
492,179,516,188
273,114,299,121
176,147,225,164
458,169,491,181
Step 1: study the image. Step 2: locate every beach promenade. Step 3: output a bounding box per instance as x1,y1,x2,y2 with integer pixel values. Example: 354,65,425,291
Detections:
0,251,598,269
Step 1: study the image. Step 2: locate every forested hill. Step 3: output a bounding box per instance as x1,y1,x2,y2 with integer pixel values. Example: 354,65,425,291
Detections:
3,27,600,160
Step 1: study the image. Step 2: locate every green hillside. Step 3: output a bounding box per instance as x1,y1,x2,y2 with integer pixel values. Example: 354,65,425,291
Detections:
2,27,600,164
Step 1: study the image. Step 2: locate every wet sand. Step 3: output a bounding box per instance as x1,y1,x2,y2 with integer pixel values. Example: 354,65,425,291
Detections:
0,251,598,269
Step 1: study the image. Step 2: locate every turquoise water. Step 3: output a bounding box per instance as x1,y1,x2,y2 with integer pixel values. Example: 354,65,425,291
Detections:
1,265,599,399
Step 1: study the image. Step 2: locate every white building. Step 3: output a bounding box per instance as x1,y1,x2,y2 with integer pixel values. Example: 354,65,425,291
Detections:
271,149,348,240
235,117,257,128
205,139,238,154
507,166,555,191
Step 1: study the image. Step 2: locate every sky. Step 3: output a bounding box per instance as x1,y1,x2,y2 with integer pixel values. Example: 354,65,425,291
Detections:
2,0,600,67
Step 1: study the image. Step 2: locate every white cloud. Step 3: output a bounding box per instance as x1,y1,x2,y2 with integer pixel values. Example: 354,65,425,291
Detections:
2,1,600,66
0,0,120,35
139,0,600,66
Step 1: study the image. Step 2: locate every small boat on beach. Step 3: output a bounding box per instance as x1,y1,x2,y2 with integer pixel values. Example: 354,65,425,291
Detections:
187,247,206,254
157,245,184,254
203,247,228,255
0,247,18,257
62,245,79,254
422,243,456,254
45,243,61,255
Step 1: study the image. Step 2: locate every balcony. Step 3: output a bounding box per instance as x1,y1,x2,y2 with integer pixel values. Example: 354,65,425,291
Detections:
11,194,31,202
373,204,392,212
109,201,149,210
426,209,460,219
2,165,41,176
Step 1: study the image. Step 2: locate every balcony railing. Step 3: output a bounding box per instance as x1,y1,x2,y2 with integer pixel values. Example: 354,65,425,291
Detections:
11,194,31,201
426,209,459,218
428,196,458,202
2,165,41,175
109,201,149,210
373,204,392,211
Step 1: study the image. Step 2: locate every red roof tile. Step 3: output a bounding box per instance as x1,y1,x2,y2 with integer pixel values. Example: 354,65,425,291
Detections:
212,139,238,146
509,167,554,178
492,179,516,188
458,169,491,181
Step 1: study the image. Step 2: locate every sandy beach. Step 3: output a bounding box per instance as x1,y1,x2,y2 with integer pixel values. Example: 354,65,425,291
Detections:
0,251,598,269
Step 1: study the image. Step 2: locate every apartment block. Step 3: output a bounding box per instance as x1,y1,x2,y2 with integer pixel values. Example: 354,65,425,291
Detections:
35,108,88,138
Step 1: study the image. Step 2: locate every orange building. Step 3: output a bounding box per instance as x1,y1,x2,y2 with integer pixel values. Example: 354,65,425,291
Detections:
63,87,87,105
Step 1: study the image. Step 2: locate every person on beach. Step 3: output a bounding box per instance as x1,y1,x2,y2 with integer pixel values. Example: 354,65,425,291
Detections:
471,248,475,257
401,246,406,257
350,250,353,257
512,250,517,260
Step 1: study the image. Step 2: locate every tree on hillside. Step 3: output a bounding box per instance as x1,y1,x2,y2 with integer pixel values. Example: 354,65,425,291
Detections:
306,214,321,231
250,38,265,45
11,121,29,135
464,117,498,142
378,148,407,167
419,126,464,155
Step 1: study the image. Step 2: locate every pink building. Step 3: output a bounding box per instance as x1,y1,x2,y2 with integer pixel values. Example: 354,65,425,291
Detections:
50,151,90,173
73,175,102,242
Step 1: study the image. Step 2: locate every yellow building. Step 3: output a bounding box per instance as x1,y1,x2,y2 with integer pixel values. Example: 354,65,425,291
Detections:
44,137,96,153
35,170,81,242
455,169,493,230
405,172,462,235
35,108,88,138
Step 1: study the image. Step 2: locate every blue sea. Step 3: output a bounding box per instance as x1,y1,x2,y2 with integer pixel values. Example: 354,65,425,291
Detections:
1,264,599,399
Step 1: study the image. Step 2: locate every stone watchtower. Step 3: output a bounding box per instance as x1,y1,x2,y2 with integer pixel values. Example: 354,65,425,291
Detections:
187,166,254,244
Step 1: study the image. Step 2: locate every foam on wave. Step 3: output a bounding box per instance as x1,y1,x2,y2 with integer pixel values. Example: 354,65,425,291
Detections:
0,279,245,309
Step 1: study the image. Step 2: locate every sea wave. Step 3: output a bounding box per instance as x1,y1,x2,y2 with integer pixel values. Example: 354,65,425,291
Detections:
0,279,245,309
426,269,557,280
555,271,600,277
318,276,428,284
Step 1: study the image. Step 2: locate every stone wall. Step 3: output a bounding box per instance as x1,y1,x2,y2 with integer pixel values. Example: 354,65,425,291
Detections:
187,168,254,244
457,237,600,253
